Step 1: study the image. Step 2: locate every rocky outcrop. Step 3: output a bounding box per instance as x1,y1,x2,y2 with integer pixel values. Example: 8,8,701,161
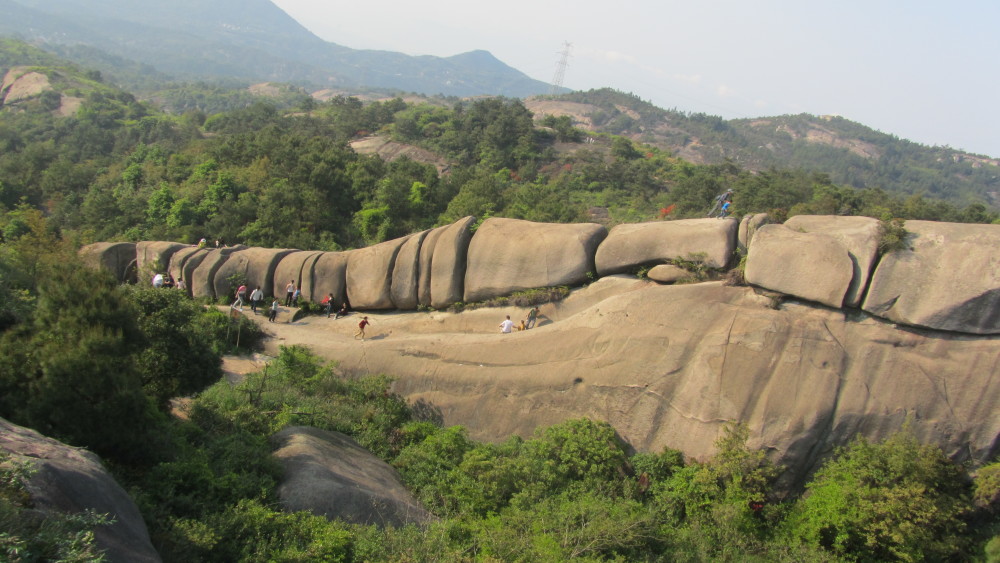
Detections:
79,242,137,284
0,417,161,563
744,224,855,308
391,230,429,310
214,247,295,302
346,237,409,309
288,279,1000,488
190,246,245,299
646,264,689,284
863,220,1000,334
595,218,737,275
271,426,434,527
274,251,322,300
738,213,771,252
464,218,606,302
430,216,476,308
784,215,881,307
306,252,349,307
167,247,209,293
417,226,447,307
1,67,51,105
136,241,187,278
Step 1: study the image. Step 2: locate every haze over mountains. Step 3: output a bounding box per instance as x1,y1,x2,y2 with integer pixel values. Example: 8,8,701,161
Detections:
0,0,554,96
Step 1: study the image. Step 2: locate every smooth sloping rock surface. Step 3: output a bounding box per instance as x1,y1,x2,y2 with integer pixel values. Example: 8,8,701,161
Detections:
307,252,349,307
417,226,446,307
346,237,408,309
745,224,855,308
391,230,428,310
464,218,606,302
595,218,737,275
863,220,1000,334
0,417,161,563
214,247,295,302
784,215,880,307
274,251,323,301
430,216,476,308
738,213,771,252
271,426,433,527
167,247,209,293
189,246,246,299
79,242,136,283
258,279,1000,489
135,241,186,278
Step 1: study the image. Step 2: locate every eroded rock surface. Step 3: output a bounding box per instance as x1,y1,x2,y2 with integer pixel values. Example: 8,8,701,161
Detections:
784,215,880,307
464,218,606,302
214,247,295,302
430,216,476,308
271,426,433,527
596,218,737,275
346,237,408,309
0,417,161,563
79,242,136,283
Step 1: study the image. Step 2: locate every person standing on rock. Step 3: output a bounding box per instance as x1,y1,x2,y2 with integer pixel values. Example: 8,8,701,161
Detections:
232,283,247,311
249,286,263,314
284,280,295,306
499,315,515,334
526,306,540,329
355,316,371,340
268,298,280,322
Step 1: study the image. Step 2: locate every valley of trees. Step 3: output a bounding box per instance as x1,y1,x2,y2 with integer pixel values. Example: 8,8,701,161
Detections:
1,39,1000,561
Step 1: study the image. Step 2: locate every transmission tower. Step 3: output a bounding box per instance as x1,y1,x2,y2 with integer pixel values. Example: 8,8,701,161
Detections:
549,41,572,94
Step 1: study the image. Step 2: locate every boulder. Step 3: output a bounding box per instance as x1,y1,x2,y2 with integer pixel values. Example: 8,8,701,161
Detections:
189,246,246,299
863,220,1000,334
274,251,323,302
417,226,447,307
744,224,855,308
464,218,606,302
784,215,881,308
306,252,349,308
595,218,737,275
167,247,209,295
271,426,433,527
346,237,408,309
215,247,296,302
79,242,137,283
738,213,771,252
430,216,476,309
0,417,161,563
135,241,186,279
646,264,690,284
391,230,429,310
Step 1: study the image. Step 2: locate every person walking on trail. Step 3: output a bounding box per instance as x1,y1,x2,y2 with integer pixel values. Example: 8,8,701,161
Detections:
499,315,515,334
284,280,295,306
718,199,732,219
526,306,540,329
355,316,371,340
323,294,335,317
249,286,263,314
268,298,280,322
232,284,247,311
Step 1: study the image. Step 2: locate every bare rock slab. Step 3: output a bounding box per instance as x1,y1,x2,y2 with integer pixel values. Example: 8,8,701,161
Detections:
430,216,476,309
347,236,408,309
136,241,187,278
784,215,880,307
271,426,433,527
595,218,737,275
274,251,323,302
1,417,161,563
863,220,1000,334
189,245,245,300
213,247,293,301
79,242,137,283
392,230,429,310
307,252,349,307
464,218,607,302
745,224,855,308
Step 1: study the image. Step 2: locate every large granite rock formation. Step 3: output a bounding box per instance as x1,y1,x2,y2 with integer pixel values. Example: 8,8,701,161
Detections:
136,241,187,278
346,237,409,309
79,242,137,283
306,252,349,307
595,218,737,275
274,251,322,301
863,220,1000,334
430,217,476,309
214,247,295,302
189,246,245,299
280,279,1000,488
464,218,607,302
167,247,209,294
417,225,447,307
738,213,771,253
271,426,434,527
391,230,429,310
784,215,881,307
0,417,161,563
744,224,856,308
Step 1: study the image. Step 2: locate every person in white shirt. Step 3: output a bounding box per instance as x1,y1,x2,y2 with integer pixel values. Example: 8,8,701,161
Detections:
499,315,515,334
249,286,263,314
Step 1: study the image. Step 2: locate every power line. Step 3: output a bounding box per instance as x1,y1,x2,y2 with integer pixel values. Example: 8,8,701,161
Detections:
550,41,572,94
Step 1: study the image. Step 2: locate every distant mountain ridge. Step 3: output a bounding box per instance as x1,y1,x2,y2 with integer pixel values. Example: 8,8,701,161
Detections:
0,0,554,97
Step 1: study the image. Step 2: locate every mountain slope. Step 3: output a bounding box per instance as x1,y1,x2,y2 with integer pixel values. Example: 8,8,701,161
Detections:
0,0,553,96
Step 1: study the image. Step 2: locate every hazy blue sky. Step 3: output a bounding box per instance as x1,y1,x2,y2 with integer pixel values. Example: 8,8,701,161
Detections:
271,0,999,158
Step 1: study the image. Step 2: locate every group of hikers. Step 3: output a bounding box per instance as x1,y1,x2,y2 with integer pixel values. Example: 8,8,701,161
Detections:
499,306,540,333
